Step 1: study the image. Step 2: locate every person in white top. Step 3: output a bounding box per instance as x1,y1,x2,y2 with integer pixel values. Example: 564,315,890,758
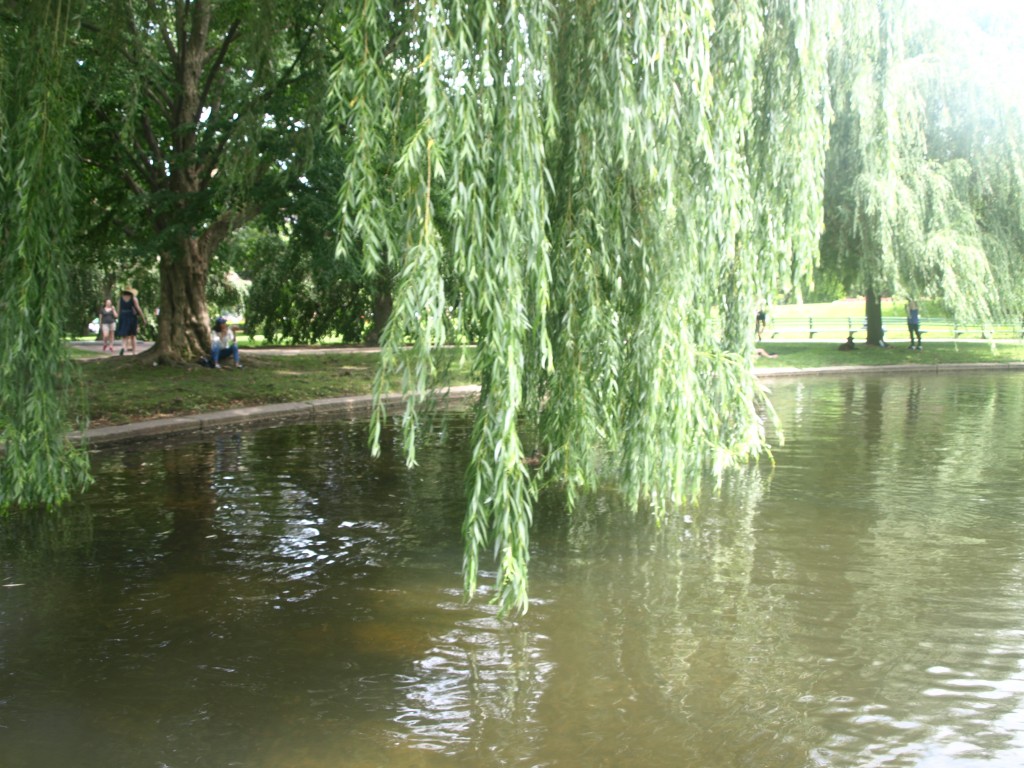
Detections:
99,297,118,352
211,317,242,369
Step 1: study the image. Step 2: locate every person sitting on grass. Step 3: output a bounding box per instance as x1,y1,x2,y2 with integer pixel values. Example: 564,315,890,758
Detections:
211,317,242,369
838,333,858,351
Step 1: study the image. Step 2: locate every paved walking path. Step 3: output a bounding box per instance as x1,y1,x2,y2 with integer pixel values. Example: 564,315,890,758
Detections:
70,339,155,358
69,340,380,358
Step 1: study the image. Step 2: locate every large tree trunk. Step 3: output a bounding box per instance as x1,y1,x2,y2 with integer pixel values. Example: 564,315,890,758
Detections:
364,273,394,346
142,0,217,365
864,287,885,346
150,236,214,363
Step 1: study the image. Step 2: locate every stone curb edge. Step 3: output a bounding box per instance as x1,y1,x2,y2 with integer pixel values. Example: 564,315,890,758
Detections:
67,363,1024,448
69,385,482,448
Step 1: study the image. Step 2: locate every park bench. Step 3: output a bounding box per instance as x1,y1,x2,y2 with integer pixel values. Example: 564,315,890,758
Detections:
765,315,1024,343
768,317,885,341
913,318,1024,340
768,317,850,339
978,322,1024,340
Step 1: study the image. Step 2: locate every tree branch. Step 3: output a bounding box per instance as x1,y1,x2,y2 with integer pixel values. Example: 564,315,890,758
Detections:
198,19,242,118
121,169,149,198
144,84,174,123
143,0,178,62
140,113,166,172
198,127,234,189
199,205,258,253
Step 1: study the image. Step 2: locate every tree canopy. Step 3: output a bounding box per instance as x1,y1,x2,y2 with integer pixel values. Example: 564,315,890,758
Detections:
820,0,1024,341
70,0,334,362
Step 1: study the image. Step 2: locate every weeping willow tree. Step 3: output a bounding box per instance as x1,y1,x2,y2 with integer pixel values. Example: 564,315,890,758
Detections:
0,1,90,512
335,0,833,613
821,0,1024,340
821,0,905,343
897,2,1024,316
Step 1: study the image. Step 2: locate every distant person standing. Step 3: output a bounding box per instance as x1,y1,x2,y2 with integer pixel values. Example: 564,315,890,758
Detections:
906,298,922,350
99,297,118,353
755,306,767,341
117,286,145,355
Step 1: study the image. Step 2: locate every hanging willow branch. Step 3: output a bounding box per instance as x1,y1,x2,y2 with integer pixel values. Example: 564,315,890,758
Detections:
332,0,831,613
0,0,91,512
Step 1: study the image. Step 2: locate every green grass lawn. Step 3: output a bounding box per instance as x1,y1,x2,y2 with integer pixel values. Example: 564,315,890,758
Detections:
754,339,1024,369
67,337,1024,429
72,348,475,427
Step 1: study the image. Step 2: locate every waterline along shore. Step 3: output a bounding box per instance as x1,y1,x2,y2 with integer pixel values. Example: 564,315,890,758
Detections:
68,356,1024,448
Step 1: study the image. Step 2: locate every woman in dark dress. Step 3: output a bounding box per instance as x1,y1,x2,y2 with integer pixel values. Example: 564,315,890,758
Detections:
116,287,145,355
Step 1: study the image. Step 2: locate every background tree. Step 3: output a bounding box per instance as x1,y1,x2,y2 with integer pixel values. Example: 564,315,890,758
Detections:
898,2,1024,316
240,134,394,345
820,0,1024,343
820,0,907,344
73,0,332,362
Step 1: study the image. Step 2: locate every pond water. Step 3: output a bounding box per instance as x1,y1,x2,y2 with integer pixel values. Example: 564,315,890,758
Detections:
2,371,1024,767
